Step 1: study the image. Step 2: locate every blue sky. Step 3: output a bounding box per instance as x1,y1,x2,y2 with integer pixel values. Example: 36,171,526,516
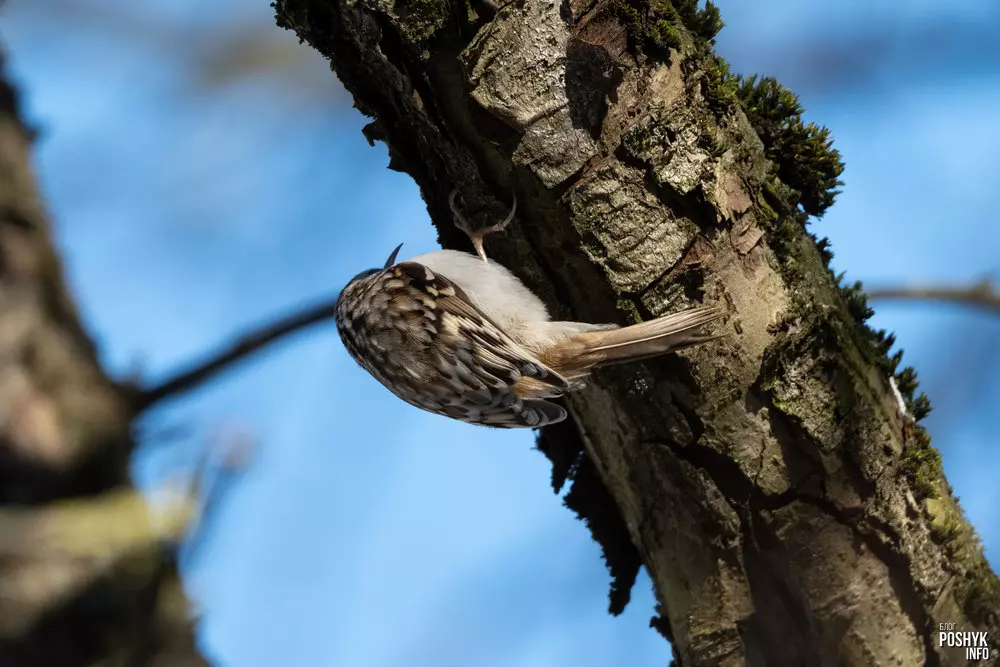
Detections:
4,0,999,665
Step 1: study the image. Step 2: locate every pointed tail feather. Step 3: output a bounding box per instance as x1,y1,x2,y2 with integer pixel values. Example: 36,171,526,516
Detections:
543,305,725,377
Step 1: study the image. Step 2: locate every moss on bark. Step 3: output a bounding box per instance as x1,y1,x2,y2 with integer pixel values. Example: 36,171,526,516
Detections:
273,0,999,663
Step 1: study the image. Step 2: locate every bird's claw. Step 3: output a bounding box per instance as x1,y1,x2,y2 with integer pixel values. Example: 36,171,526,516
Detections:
448,189,517,264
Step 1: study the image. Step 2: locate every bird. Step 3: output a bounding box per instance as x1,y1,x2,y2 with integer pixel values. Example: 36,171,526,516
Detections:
334,190,725,428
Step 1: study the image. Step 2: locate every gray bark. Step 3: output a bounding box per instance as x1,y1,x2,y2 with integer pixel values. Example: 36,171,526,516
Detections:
273,0,999,664
0,48,207,667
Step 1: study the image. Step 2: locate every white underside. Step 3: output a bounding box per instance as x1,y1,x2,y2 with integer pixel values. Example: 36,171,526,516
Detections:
408,249,551,326
406,249,613,354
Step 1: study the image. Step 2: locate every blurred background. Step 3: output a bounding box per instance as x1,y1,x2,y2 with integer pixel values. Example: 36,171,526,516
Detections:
3,0,998,664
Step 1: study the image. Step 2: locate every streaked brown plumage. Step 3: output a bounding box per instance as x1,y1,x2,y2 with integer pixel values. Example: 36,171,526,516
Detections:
334,192,724,428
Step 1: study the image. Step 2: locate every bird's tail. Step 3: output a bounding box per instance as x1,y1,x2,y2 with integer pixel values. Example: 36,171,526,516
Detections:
540,306,725,379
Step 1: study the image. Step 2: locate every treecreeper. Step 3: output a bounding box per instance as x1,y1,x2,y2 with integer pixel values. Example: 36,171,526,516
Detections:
335,190,724,427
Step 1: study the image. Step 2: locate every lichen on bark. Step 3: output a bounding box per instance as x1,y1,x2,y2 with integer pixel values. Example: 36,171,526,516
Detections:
273,0,999,663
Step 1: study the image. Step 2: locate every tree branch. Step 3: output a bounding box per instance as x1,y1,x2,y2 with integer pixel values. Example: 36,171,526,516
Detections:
133,296,340,412
867,280,1000,314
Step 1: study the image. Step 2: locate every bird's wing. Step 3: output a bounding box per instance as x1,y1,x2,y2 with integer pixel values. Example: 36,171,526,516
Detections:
385,261,569,428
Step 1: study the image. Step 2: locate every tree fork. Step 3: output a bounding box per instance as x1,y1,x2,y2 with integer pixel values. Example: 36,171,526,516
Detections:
271,0,999,664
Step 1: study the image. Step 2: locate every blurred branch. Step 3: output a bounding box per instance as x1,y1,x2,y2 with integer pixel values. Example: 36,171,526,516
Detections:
0,432,251,635
179,421,255,572
0,431,251,560
132,297,340,411
867,279,1000,314
0,486,195,635
0,487,196,561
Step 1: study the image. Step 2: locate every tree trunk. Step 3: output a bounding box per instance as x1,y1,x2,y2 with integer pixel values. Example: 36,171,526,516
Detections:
273,1,999,664
0,48,207,667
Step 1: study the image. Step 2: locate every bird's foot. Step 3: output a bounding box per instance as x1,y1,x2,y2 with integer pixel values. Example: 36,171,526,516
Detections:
448,189,516,263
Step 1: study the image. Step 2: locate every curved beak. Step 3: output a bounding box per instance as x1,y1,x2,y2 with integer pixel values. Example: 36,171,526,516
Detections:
383,242,404,268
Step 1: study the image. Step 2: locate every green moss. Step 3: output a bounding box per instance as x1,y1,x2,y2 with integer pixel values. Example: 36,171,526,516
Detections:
696,125,727,157
814,235,834,267
926,486,1000,632
703,56,738,110
393,0,449,44
909,394,932,421
650,18,683,52
758,179,808,270
621,120,652,158
838,278,874,325
737,75,844,217
738,75,803,126
611,1,643,43
900,430,943,500
690,1,724,41
720,9,994,639
612,0,683,54
620,0,926,442
956,556,1000,632
755,193,779,224
817,273,929,419
868,330,898,372
929,511,963,545
894,365,932,420
760,175,801,221
668,0,721,39
671,0,697,22
462,0,478,24
613,0,725,56
753,170,936,425
617,298,644,324
786,121,842,216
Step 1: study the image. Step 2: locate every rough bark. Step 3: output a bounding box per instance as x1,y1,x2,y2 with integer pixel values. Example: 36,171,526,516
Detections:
0,49,207,667
273,0,999,665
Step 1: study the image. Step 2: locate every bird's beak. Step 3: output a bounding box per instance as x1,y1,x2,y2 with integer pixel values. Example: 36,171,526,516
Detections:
384,243,404,268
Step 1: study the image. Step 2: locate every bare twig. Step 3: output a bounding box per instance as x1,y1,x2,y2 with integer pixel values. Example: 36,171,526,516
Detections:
178,421,255,573
133,296,340,411
867,279,1000,314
